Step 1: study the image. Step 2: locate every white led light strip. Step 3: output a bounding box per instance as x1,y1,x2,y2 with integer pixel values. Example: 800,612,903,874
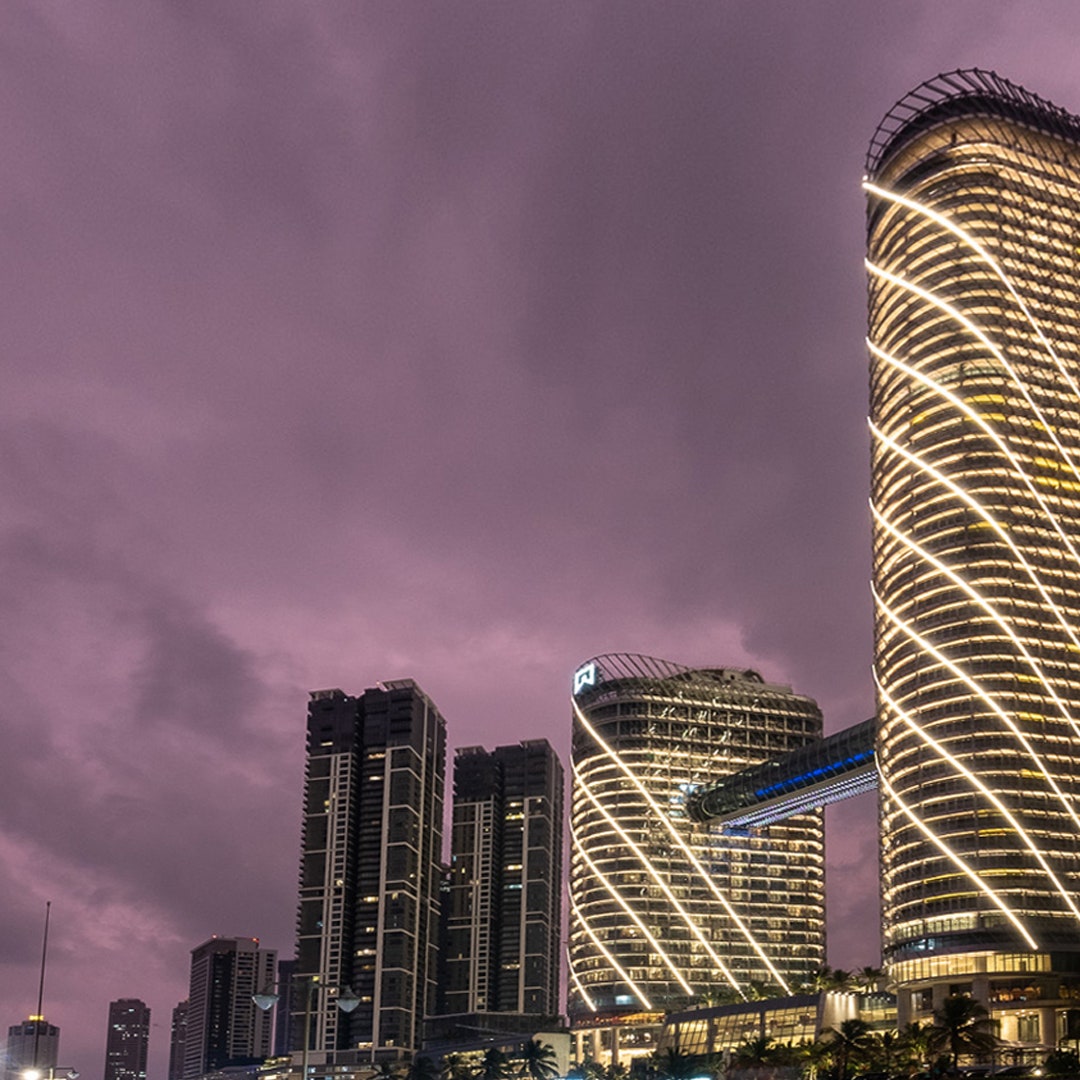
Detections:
864,179,1080,443
872,501,1080,814
872,595,1080,923
868,402,1080,660
573,758,744,995
864,334,1080,596
571,820,695,994
878,768,1038,950
866,262,1080,576
574,699,792,994
569,891,653,1009
566,946,597,1012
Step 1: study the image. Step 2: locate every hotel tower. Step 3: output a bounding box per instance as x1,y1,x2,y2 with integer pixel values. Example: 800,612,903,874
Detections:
568,654,825,1064
866,70,1080,1035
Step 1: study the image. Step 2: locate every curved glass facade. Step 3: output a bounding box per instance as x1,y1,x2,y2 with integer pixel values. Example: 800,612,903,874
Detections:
866,70,1080,998
567,654,825,1023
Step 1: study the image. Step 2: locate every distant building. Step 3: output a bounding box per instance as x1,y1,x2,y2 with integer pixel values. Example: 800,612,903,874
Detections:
168,1002,188,1080
440,740,563,1018
103,1000,150,1080
272,961,296,1057
294,681,447,1062
568,655,826,1066
4,1017,59,1080
183,937,276,1080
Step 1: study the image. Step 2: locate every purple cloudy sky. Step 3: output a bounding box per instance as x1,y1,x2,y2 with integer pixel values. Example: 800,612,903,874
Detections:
2,2,1079,1076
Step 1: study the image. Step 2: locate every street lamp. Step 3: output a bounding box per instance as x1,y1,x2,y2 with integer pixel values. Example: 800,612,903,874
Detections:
253,978,360,1080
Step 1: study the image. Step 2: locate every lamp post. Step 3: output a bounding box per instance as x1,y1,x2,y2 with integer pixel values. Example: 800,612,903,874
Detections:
253,978,360,1080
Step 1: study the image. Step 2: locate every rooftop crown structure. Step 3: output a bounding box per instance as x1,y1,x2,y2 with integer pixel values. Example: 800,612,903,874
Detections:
866,69,1080,1032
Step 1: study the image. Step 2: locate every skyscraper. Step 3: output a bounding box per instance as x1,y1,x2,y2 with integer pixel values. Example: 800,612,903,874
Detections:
867,69,1080,1036
3,1017,59,1080
294,680,446,1062
182,937,276,1080
168,1002,188,1080
568,655,825,1064
441,740,563,1018
103,999,150,1080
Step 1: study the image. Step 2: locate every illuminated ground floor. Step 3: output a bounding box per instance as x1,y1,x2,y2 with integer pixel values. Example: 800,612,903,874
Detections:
570,1012,666,1067
656,992,892,1059
894,949,1080,1059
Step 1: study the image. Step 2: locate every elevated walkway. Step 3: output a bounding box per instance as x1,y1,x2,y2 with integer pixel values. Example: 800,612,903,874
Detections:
685,718,877,827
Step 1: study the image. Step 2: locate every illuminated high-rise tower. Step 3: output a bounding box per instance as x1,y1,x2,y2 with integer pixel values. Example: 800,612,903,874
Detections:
866,70,1080,1034
568,655,824,1064
103,999,150,1080
441,740,563,1018
294,681,446,1062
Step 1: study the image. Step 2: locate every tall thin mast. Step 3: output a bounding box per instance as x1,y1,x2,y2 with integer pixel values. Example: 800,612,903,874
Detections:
32,900,51,1069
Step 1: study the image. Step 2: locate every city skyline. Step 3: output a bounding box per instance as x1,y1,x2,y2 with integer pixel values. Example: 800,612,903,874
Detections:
7,5,1080,1080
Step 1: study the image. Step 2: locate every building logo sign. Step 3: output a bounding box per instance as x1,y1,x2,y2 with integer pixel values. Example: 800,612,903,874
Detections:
573,662,598,696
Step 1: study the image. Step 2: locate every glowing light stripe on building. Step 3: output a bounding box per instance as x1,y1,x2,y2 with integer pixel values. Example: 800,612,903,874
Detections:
867,403,1080,662
572,758,744,995
867,261,1080,569
569,892,653,1009
863,180,1080,420
567,950,597,1012
872,586,1080,925
871,503,1080,820
573,699,792,994
571,822,695,994
878,769,1038,950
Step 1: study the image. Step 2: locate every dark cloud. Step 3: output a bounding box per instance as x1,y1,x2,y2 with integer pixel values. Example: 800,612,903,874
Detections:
4,2,1080,1075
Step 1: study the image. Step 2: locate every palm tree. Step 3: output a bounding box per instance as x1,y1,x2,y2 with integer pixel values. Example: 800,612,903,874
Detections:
866,1031,902,1076
732,1036,778,1069
1044,1049,1080,1076
856,966,884,995
652,1048,698,1080
371,1064,404,1080
899,1020,935,1072
794,1037,833,1080
478,1049,513,1080
443,1056,473,1080
821,1018,873,1080
603,1065,629,1080
929,995,997,1069
518,1041,559,1080
408,1058,441,1080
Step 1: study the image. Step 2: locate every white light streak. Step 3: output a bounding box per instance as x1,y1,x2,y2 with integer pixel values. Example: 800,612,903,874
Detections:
567,947,597,1012
569,891,653,1009
866,260,1080,572
572,758,744,995
878,769,1038,950
573,699,792,994
872,501,1080,809
571,820,695,994
864,179,1080,433
872,591,1080,924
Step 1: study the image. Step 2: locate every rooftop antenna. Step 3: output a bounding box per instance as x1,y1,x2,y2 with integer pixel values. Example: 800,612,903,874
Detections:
32,900,51,1069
